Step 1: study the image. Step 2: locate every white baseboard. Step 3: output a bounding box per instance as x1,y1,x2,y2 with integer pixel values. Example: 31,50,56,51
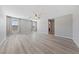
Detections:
73,38,79,48
0,37,6,46
55,34,72,39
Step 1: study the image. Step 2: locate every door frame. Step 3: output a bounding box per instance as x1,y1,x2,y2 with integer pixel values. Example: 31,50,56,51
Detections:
48,19,55,34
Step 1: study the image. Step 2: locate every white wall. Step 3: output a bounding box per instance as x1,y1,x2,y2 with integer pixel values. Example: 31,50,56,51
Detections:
55,14,73,39
73,6,79,47
2,5,75,34
0,6,6,43
37,18,48,34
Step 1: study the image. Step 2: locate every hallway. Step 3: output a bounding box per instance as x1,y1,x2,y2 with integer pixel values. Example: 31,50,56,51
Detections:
0,33,79,54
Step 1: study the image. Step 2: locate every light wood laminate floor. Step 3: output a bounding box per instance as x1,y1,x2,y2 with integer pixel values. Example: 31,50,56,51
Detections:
0,32,79,54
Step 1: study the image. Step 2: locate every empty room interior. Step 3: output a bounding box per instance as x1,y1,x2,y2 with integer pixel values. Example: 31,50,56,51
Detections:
0,5,79,54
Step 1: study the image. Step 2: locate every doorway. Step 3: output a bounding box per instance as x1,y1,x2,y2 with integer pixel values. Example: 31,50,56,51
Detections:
48,19,54,34
6,16,37,36
6,16,19,36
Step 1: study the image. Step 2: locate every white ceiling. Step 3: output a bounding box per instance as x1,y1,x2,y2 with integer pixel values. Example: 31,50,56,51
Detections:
1,5,76,19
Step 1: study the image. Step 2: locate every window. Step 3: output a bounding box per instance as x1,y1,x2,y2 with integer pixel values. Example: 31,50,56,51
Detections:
11,18,19,26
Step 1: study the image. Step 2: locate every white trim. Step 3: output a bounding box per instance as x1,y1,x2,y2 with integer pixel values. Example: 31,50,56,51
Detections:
0,37,6,46
55,34,72,39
